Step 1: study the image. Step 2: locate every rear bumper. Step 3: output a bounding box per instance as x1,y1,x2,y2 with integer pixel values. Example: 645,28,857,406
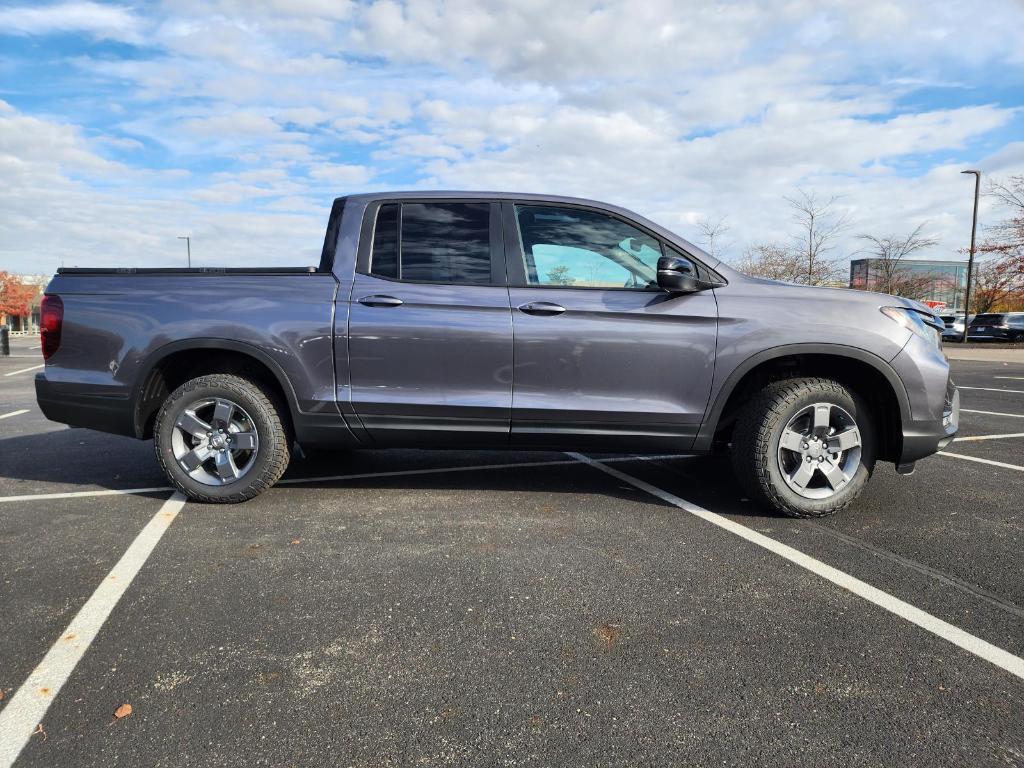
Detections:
899,383,959,463
35,374,134,437
966,330,1016,341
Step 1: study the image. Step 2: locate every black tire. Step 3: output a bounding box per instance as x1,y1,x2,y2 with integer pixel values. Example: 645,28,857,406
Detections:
154,373,290,503
730,377,875,518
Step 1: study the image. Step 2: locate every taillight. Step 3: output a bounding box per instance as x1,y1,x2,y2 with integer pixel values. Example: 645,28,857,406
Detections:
40,294,63,361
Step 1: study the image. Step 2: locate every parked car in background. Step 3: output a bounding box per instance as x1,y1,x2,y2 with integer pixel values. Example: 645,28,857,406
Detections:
35,192,959,519
940,312,969,341
967,312,1024,342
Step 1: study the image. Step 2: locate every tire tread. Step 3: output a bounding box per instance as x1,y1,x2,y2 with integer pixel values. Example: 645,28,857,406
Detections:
154,373,289,503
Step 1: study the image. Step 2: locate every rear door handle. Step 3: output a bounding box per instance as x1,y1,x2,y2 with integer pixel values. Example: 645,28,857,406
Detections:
518,301,566,316
358,295,404,308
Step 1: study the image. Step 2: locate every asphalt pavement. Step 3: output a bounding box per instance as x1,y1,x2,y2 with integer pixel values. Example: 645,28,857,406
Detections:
1,335,1022,767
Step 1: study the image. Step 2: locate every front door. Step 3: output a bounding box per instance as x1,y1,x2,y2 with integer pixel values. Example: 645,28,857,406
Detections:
504,202,719,451
346,200,513,445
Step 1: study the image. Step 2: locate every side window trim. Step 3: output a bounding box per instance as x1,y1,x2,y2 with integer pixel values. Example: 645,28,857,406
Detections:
356,199,507,287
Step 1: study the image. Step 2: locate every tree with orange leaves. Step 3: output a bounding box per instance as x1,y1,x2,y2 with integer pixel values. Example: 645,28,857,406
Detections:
0,272,37,324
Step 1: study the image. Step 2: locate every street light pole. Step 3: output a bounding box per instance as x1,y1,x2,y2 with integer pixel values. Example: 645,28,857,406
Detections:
960,170,980,343
177,236,191,268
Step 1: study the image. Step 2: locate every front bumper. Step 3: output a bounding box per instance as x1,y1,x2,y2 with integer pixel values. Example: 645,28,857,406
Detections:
899,381,959,463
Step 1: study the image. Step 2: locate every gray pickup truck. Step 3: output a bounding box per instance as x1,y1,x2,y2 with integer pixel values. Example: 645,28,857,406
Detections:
36,192,959,517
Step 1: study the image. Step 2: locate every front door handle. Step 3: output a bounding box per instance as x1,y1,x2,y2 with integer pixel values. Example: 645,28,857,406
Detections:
358,295,404,308
518,301,566,316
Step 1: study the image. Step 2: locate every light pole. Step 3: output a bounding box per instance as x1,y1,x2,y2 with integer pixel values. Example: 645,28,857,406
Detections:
177,236,191,268
960,170,980,343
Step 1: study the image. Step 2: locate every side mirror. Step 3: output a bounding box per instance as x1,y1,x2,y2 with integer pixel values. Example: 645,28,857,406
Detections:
657,255,700,293
656,255,723,293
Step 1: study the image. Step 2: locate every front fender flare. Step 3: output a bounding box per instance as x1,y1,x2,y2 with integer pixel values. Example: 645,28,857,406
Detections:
693,343,911,452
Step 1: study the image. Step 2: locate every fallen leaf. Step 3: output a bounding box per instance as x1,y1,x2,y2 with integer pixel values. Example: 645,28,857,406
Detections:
289,539,301,545
33,723,47,741
113,703,132,719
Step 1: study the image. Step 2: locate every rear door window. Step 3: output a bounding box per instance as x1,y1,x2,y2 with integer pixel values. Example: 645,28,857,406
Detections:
369,202,493,284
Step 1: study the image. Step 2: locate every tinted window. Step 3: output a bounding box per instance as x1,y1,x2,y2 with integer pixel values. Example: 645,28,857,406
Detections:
371,204,399,279
971,314,1005,325
515,205,662,289
399,203,492,284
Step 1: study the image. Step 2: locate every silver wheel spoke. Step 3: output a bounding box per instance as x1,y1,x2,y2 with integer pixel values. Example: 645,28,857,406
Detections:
181,445,214,472
779,428,805,452
176,410,210,439
789,461,815,489
212,398,234,426
827,427,861,452
214,450,239,481
777,400,862,500
232,431,257,450
812,404,831,431
820,459,849,490
171,396,259,487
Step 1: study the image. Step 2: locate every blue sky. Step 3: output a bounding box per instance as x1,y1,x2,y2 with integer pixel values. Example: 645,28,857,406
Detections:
1,0,1023,272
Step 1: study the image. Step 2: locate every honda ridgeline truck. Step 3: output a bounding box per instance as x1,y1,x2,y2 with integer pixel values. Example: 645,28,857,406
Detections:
35,192,960,517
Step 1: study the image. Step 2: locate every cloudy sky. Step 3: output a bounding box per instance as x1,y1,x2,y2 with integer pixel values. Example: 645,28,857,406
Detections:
1,0,1023,273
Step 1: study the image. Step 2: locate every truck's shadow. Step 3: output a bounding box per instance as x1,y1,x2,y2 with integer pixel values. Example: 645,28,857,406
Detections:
0,428,777,512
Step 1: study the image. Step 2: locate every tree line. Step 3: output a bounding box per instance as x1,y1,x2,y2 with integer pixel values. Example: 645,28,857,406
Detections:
695,176,1024,314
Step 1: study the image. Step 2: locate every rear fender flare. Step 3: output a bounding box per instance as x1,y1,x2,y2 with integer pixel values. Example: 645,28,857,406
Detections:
130,338,301,438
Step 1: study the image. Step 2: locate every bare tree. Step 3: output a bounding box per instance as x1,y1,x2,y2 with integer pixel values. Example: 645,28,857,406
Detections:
734,243,807,282
784,189,849,286
855,223,939,298
694,215,732,261
985,175,1024,255
970,257,1023,314
968,175,1024,312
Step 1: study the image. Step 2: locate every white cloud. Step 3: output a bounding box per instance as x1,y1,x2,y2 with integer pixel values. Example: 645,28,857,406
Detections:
2,0,1024,273
0,2,142,42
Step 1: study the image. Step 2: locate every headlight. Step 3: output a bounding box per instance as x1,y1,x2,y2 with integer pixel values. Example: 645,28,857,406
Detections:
880,306,943,348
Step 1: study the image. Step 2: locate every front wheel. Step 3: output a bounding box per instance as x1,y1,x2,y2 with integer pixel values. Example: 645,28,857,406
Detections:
730,377,875,518
154,373,291,503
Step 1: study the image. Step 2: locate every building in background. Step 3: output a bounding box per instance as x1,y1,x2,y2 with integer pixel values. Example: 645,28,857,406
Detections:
849,258,969,311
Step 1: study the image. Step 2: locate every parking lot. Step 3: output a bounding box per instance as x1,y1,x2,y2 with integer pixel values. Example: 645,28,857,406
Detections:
1,335,1022,767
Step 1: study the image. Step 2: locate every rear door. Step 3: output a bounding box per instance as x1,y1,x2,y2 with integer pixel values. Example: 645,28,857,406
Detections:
503,201,719,450
346,199,513,445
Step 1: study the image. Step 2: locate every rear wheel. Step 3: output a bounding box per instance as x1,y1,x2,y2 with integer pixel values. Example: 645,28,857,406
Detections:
154,373,290,503
731,377,875,518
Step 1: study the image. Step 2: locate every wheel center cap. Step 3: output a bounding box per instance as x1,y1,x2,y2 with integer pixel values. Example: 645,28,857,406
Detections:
210,434,227,449
806,437,828,459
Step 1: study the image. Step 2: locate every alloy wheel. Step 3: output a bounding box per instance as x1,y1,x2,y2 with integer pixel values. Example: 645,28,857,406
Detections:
777,402,862,500
170,397,260,486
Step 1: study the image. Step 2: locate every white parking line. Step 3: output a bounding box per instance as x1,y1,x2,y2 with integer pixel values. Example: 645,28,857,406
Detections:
961,408,1024,419
2,364,44,377
953,432,1024,442
0,486,173,504
0,454,692,505
0,492,186,768
569,453,1024,683
938,452,1024,472
0,409,29,421
994,376,1024,381
958,385,1024,394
